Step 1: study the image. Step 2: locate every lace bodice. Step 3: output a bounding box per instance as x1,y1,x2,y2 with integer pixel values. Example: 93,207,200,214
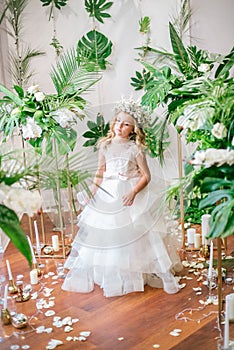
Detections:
100,140,143,179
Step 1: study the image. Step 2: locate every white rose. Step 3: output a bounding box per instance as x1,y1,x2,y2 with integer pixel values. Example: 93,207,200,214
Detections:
27,85,40,94
21,118,42,139
34,91,45,102
212,123,227,139
198,63,210,73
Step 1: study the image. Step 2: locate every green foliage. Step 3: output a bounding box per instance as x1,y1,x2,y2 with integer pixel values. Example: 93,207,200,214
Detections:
50,48,101,95
139,16,150,34
85,0,113,24
40,0,68,10
144,117,170,159
82,113,110,150
0,204,32,266
77,30,113,71
130,69,154,91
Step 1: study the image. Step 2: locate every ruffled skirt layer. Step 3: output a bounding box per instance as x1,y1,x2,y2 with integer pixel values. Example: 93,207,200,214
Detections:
62,177,182,297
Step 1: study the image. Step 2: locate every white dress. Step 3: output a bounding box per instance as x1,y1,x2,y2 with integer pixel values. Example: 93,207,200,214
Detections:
62,140,182,297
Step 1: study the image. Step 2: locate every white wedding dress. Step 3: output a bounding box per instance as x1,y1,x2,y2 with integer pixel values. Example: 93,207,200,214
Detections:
62,140,182,297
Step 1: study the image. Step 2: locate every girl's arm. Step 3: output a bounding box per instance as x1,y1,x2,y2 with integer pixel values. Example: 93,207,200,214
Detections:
122,152,151,206
91,151,106,196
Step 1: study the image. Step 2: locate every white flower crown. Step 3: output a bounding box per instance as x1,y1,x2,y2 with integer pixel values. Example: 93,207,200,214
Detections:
113,97,151,127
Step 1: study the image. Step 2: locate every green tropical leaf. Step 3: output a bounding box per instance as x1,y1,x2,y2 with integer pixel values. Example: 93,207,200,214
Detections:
50,48,101,96
82,113,109,150
215,46,234,78
139,16,150,34
85,0,113,24
208,200,234,238
0,204,32,266
169,22,190,76
77,30,113,71
199,189,234,210
0,83,22,105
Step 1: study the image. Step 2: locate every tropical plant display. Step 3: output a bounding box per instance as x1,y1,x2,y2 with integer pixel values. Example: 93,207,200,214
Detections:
131,20,234,239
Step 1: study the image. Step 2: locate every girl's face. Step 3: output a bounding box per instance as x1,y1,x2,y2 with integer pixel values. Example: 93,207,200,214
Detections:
113,112,135,139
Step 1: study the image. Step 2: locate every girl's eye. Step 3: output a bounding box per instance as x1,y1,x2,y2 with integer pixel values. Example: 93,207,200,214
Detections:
124,123,129,126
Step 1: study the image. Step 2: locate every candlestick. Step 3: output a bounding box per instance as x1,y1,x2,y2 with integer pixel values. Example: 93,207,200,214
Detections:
224,294,230,349
34,220,40,250
228,293,234,322
194,233,201,249
3,284,8,309
208,240,213,280
27,236,37,264
52,235,59,252
201,214,211,245
187,228,195,245
6,259,13,280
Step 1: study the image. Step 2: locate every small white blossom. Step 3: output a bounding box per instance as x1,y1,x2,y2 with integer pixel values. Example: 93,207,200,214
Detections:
51,108,76,128
22,117,43,139
198,63,211,73
212,122,227,139
27,85,40,94
34,91,45,102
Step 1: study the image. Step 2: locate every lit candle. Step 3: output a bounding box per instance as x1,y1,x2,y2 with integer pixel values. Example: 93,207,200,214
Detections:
224,294,230,349
208,240,213,280
187,228,195,245
6,259,13,280
201,214,211,245
34,220,40,250
3,284,8,309
194,233,201,249
27,236,37,264
52,235,59,252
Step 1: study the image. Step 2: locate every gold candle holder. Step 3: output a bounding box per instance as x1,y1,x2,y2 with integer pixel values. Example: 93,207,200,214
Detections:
1,308,11,325
15,281,30,303
32,262,42,277
200,244,210,259
8,279,18,294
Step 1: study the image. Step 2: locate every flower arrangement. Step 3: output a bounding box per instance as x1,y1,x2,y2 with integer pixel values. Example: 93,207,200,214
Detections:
132,22,234,239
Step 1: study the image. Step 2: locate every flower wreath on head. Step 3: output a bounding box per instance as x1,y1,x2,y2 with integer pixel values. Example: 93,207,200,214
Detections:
113,96,152,128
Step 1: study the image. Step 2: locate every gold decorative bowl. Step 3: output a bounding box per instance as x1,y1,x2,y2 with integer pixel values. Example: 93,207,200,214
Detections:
11,313,28,328
43,245,54,255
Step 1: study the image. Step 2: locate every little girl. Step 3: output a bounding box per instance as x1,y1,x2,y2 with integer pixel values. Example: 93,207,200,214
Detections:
62,98,182,297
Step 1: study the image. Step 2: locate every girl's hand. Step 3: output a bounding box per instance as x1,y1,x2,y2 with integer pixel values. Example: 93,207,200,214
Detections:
122,190,136,206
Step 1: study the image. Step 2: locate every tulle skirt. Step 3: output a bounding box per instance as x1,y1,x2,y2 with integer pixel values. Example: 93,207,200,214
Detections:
62,176,182,297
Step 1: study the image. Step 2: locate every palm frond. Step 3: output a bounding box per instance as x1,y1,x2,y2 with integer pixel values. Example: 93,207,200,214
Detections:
50,48,101,95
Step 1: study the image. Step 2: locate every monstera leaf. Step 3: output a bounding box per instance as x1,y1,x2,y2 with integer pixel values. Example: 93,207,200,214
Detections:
77,30,113,71
85,0,113,23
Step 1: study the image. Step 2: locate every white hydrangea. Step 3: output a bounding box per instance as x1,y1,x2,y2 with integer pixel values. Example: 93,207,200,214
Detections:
0,183,41,217
212,122,227,139
51,108,76,128
198,63,211,73
191,148,234,168
21,117,43,139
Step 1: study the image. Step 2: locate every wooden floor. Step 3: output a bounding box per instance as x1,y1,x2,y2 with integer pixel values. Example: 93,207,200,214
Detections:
0,214,233,350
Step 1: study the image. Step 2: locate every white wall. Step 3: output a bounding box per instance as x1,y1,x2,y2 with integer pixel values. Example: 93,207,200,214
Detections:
1,0,233,106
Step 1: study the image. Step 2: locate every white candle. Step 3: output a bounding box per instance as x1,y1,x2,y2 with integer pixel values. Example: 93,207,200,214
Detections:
224,294,230,349
194,233,201,249
27,236,37,264
228,293,234,322
6,259,13,280
30,269,38,285
34,220,40,250
208,240,213,279
3,284,8,309
52,235,59,252
187,228,195,245
201,214,211,245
